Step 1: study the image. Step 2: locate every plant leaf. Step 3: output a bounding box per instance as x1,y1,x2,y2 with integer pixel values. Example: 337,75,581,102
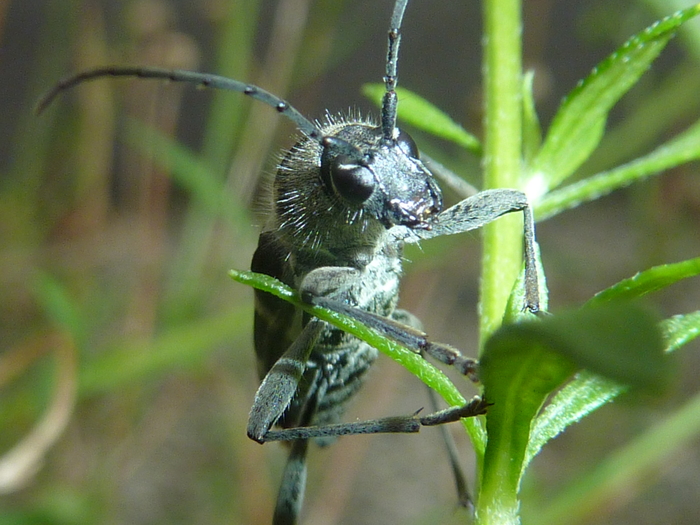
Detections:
529,4,700,191
525,278,700,461
536,118,700,220
480,302,667,507
479,322,578,514
662,310,700,353
530,309,700,524
124,119,250,228
526,371,622,466
522,70,542,166
578,62,700,177
526,310,700,467
587,256,700,306
362,84,482,154
533,390,700,525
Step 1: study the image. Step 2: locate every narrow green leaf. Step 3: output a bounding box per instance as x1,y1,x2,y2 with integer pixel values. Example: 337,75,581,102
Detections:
662,310,700,353
536,119,700,220
587,257,700,306
522,70,542,165
362,84,483,154
124,119,250,228
534,390,700,525
229,269,455,398
526,288,700,462
229,269,487,452
32,272,86,345
525,311,700,524
530,4,700,191
559,304,668,392
578,62,700,177
488,304,667,400
526,371,622,466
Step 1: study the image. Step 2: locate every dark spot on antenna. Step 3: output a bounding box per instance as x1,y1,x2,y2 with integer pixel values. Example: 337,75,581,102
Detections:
244,86,256,95
201,78,212,87
276,102,287,112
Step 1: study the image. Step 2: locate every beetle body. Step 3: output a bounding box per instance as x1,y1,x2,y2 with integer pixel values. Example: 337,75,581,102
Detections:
251,117,440,438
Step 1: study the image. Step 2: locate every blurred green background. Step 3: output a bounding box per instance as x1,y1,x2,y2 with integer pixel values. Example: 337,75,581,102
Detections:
1,0,700,523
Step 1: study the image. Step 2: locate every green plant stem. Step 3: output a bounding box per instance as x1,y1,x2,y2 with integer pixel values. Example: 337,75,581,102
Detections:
477,0,524,523
479,0,525,349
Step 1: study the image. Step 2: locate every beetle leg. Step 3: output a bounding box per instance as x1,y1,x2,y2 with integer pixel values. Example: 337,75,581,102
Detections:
408,188,540,314
247,319,324,443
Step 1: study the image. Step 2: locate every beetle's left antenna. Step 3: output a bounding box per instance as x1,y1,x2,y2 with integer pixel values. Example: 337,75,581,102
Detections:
381,0,409,143
36,66,323,141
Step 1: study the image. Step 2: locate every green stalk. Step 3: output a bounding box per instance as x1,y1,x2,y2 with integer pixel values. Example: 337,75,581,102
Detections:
479,0,525,349
477,0,525,523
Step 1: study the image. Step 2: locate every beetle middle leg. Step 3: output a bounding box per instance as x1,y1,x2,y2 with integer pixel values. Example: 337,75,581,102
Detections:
307,294,480,380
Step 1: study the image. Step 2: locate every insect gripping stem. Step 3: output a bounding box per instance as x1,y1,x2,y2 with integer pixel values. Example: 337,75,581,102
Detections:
38,0,543,523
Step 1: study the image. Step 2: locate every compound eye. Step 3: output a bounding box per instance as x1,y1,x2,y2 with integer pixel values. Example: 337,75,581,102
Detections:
397,129,419,158
330,155,375,205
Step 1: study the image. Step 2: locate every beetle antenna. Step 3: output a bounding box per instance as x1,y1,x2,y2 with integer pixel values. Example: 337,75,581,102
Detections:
381,0,408,143
36,66,323,141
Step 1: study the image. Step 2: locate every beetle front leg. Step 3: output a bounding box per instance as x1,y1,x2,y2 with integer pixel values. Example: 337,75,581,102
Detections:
247,319,324,443
410,188,540,314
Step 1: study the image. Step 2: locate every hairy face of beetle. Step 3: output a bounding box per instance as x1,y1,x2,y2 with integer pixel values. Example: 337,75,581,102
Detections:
319,123,442,230
273,119,443,257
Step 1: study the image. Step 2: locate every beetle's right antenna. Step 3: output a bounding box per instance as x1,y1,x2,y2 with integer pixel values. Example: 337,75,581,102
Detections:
36,66,323,141
381,0,409,143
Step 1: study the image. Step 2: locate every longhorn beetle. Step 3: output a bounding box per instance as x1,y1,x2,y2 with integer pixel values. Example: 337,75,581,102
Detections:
39,0,540,522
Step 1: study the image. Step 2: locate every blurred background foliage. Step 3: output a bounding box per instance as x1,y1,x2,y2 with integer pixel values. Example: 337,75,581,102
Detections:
1,0,699,523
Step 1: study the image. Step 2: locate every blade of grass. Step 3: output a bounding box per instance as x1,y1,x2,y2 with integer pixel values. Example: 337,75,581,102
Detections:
587,256,700,306
536,119,700,220
123,119,253,231
79,307,249,396
533,390,700,525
